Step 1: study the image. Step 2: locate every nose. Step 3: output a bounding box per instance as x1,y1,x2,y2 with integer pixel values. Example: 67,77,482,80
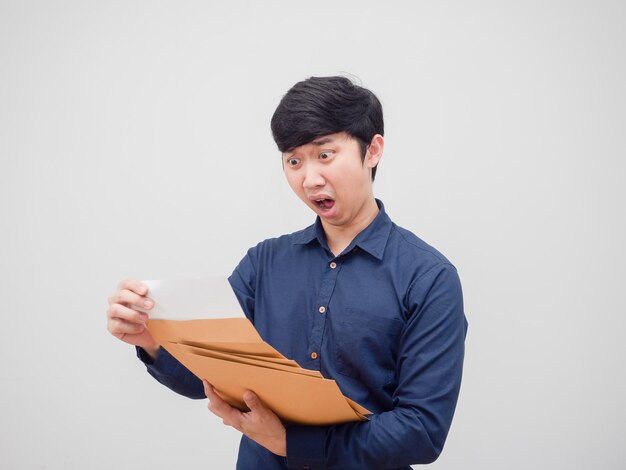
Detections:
302,162,325,189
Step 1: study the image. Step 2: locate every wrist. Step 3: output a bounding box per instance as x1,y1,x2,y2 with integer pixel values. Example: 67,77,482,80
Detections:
143,345,160,361
271,433,287,457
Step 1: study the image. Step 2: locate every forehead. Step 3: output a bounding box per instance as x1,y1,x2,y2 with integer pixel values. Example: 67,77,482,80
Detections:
285,132,352,154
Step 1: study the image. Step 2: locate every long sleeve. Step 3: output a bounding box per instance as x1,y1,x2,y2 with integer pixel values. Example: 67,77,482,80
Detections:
136,345,205,399
285,264,468,469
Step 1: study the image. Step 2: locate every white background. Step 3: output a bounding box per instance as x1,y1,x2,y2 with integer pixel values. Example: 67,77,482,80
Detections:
1,1,625,468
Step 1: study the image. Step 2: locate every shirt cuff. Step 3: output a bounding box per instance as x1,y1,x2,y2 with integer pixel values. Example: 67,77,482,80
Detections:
136,346,156,365
135,346,169,373
285,425,326,469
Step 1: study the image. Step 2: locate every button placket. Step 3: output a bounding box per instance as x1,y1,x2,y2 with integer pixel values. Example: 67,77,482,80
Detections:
307,257,342,370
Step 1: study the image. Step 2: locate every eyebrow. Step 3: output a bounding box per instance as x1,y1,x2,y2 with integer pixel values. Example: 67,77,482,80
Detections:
310,137,334,146
284,137,337,156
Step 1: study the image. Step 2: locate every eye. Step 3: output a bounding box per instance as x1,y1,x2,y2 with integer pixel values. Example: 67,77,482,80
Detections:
287,157,300,166
319,151,332,160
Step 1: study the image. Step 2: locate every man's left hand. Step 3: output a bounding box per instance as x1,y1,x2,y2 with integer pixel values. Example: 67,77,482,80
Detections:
203,380,287,457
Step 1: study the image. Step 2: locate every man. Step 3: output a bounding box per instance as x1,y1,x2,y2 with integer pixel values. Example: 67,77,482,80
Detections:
107,76,468,469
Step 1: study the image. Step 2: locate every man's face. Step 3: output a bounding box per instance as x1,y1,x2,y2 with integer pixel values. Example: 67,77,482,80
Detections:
282,132,380,229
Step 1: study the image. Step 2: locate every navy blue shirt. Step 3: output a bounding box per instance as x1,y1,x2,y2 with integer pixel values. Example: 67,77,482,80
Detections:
138,200,467,469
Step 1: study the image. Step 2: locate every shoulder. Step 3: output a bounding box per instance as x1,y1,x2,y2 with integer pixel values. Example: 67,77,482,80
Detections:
388,222,455,270
384,221,462,305
243,224,315,261
252,225,313,249
389,224,463,312
231,225,314,284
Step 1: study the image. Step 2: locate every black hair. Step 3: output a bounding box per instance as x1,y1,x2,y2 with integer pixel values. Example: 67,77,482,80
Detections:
271,76,384,181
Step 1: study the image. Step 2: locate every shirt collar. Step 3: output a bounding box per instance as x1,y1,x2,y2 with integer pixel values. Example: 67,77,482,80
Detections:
292,199,393,261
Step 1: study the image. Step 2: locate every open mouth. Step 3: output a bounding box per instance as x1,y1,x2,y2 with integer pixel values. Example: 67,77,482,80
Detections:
314,198,335,211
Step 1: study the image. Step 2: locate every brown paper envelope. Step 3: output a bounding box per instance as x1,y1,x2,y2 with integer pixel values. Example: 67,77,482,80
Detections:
178,346,370,416
344,397,372,416
179,348,366,425
179,341,286,358
210,351,301,368
147,318,285,358
150,319,373,422
148,318,260,342
177,343,323,378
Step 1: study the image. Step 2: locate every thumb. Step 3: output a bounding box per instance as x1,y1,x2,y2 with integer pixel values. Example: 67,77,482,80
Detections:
243,390,262,412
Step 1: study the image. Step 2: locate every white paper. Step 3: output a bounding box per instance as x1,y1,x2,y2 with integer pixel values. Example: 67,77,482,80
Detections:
134,277,243,320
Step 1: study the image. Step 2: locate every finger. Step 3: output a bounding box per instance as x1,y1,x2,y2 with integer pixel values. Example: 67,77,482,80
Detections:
117,278,149,296
203,380,213,398
203,381,227,406
107,317,146,336
108,289,153,310
242,390,263,413
107,303,149,323
203,381,243,429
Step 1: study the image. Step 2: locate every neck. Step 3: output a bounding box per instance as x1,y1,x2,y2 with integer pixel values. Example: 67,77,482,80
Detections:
322,198,379,256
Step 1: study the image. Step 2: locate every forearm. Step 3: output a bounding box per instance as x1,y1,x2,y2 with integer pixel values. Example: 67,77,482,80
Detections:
328,408,441,466
136,346,205,399
286,401,448,469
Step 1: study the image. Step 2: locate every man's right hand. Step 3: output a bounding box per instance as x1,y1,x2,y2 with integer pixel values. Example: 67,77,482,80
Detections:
107,278,160,360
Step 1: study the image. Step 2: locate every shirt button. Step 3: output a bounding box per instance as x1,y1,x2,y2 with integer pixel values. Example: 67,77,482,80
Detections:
318,306,326,314
329,261,337,269
310,352,318,359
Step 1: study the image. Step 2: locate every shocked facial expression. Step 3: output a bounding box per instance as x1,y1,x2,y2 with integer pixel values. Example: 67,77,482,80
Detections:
282,132,382,228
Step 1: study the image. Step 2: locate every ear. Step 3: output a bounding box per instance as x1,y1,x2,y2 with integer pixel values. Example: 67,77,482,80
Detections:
365,134,384,169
